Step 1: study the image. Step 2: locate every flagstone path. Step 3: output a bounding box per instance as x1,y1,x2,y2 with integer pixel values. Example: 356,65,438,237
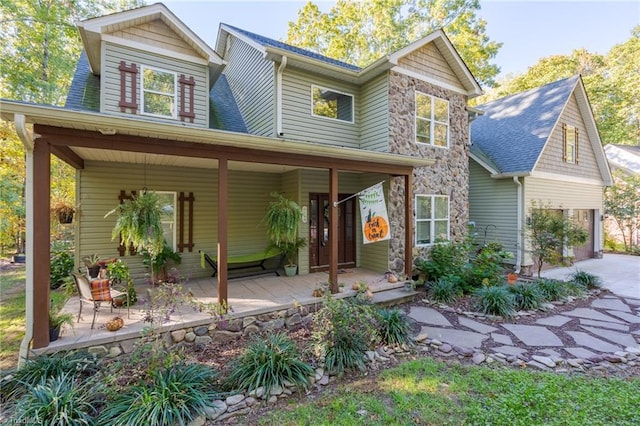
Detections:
408,292,640,372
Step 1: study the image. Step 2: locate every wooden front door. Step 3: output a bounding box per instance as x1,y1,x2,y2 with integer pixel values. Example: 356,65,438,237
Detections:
573,209,595,261
309,193,356,271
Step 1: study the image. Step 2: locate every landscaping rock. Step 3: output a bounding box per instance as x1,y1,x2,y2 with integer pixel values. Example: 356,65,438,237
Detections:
184,331,196,342
171,329,186,342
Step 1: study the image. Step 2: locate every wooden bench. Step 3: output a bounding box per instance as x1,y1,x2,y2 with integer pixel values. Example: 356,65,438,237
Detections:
199,248,284,278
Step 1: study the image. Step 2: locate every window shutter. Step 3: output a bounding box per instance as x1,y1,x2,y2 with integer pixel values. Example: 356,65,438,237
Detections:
575,127,579,164
179,75,196,123
117,190,137,256
561,123,567,162
177,192,195,252
118,62,138,113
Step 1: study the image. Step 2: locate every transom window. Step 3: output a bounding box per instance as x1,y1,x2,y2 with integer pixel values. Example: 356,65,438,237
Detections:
415,92,449,147
415,195,449,246
563,123,579,164
141,67,177,118
311,85,354,123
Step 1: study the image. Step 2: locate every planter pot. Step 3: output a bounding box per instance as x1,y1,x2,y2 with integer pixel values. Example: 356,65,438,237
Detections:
403,281,415,292
284,265,298,277
11,254,25,264
49,326,61,342
56,210,74,224
87,265,100,279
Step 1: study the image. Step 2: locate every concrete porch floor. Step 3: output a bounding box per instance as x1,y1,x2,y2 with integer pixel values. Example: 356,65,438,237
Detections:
44,268,404,354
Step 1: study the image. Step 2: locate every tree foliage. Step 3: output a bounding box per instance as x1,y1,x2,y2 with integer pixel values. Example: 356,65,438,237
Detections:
476,26,640,146
604,170,640,251
286,0,502,87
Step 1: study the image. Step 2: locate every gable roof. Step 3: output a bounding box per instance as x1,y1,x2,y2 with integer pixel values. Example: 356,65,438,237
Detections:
470,75,612,184
217,24,481,96
604,144,640,175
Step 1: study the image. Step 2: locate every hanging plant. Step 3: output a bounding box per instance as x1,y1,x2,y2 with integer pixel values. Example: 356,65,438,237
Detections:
105,191,165,281
264,192,303,246
51,202,75,224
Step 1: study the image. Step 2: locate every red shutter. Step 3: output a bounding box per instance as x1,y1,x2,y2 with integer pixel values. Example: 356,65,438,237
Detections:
179,75,196,123
177,192,195,252
118,62,138,113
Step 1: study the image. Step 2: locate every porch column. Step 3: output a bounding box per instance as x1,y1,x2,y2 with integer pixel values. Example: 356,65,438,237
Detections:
32,140,51,348
217,157,228,307
329,168,339,293
404,173,413,279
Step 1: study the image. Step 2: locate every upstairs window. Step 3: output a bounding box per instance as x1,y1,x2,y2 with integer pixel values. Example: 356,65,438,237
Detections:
141,67,177,118
415,195,449,246
562,123,579,164
415,92,449,147
311,85,354,123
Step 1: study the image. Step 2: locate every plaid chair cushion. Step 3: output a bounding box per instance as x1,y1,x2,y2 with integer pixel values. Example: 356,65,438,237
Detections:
90,279,112,301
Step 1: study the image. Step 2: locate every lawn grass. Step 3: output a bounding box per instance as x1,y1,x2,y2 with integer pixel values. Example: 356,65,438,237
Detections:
0,264,68,371
258,357,640,426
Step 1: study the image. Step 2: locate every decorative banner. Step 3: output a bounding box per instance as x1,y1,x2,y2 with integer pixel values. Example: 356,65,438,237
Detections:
358,182,391,244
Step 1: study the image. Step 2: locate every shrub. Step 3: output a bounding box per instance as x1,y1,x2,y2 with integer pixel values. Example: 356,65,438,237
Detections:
414,239,469,281
97,362,219,426
313,296,379,374
462,242,513,290
534,278,567,301
563,280,588,297
473,285,516,319
508,282,544,311
226,332,314,397
50,246,74,289
11,372,98,425
569,270,602,289
2,350,99,402
377,308,412,347
428,276,462,305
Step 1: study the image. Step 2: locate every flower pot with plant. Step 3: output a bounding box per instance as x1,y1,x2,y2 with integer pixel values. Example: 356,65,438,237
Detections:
49,309,74,342
52,202,75,224
264,193,307,276
141,243,182,284
83,254,101,279
106,259,137,306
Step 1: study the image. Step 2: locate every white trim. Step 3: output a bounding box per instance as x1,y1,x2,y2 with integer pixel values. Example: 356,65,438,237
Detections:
469,152,499,175
391,66,470,96
529,171,605,186
310,84,355,124
276,56,287,136
415,194,450,246
140,65,178,119
219,24,266,55
102,35,209,65
512,176,523,273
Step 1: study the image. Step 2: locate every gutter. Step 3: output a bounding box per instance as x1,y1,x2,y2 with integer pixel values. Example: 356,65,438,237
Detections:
513,176,523,273
14,114,36,368
276,56,287,137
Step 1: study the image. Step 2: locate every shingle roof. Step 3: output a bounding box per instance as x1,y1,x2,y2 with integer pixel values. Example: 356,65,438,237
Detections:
470,75,580,174
209,74,247,133
223,24,362,72
65,51,100,112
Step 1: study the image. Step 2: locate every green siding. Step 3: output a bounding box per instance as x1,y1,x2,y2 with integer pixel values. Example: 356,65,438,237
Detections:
360,73,389,151
102,42,209,127
223,37,275,136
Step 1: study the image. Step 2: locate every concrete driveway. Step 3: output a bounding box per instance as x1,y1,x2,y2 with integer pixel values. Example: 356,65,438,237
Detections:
540,253,640,299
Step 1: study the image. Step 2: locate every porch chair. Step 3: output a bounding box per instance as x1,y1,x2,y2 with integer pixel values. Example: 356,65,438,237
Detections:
72,272,129,329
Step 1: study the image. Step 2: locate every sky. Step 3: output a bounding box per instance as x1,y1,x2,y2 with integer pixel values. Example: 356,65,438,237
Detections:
163,0,640,81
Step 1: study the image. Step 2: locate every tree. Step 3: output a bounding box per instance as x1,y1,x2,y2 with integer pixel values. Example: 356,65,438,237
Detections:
286,0,502,87
604,171,640,251
526,201,589,278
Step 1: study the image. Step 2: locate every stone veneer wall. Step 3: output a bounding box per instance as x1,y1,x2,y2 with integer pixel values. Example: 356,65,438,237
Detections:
387,71,470,273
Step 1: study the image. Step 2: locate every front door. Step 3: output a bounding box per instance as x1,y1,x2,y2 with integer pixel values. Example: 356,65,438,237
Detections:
573,209,594,261
309,193,356,271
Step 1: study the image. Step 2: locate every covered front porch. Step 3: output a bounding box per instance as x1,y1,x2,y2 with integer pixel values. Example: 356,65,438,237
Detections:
42,268,413,354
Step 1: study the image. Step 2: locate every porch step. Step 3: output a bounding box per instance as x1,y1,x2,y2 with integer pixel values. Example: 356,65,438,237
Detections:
372,288,419,307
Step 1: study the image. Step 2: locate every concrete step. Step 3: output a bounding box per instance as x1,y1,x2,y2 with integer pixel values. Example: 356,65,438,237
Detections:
372,288,420,307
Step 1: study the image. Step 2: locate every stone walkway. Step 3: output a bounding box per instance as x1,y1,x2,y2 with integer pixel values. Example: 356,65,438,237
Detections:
408,292,640,372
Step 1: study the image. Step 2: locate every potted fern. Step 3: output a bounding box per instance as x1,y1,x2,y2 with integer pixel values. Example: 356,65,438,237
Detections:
105,191,165,283
264,192,307,276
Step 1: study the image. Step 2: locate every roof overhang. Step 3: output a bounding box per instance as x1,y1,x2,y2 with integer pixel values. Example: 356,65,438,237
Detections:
1,100,434,172
77,3,224,81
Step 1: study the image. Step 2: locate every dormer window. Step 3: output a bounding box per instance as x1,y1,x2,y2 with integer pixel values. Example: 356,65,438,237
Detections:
415,92,449,148
141,66,177,118
311,85,354,123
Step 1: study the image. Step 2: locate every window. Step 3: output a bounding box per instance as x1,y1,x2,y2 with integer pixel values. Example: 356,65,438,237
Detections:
311,85,354,123
415,195,449,245
562,123,579,164
156,191,177,250
141,67,176,118
415,92,449,147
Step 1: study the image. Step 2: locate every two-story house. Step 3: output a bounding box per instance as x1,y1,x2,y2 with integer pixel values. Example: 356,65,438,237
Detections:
0,2,481,349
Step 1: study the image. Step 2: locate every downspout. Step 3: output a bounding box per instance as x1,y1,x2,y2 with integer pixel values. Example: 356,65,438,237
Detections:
276,56,287,137
513,176,523,273
15,114,36,367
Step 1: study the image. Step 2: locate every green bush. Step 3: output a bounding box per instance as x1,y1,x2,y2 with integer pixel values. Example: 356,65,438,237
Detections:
508,282,544,311
313,296,379,374
377,308,412,347
473,285,516,319
97,362,219,426
534,278,567,301
414,239,469,281
226,332,314,397
50,246,74,289
462,242,513,290
569,270,602,289
563,280,588,297
10,372,98,425
428,276,462,305
2,351,99,402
